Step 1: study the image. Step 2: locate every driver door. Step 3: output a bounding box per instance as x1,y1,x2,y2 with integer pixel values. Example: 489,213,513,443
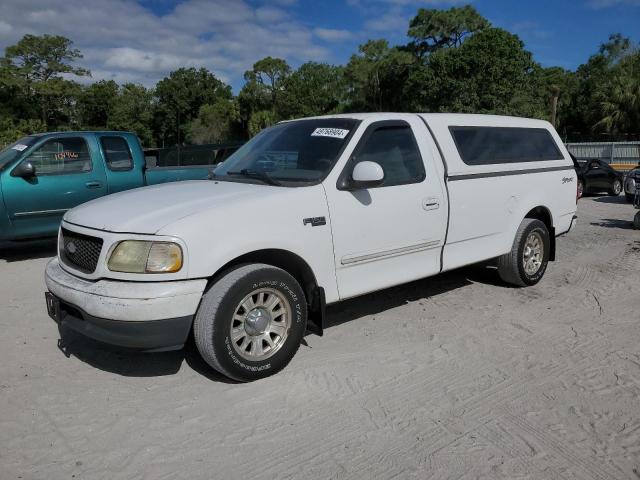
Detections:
2,136,107,239
323,119,447,300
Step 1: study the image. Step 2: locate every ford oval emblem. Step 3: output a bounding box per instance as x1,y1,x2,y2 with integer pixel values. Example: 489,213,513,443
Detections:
66,241,77,255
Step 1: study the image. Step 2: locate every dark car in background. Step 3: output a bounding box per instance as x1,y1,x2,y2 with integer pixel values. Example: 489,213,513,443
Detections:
571,155,624,197
624,166,640,203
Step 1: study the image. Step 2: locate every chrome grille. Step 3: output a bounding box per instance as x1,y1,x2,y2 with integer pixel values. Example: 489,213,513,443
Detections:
60,228,103,273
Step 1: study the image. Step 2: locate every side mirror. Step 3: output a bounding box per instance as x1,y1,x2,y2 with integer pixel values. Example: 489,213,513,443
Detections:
349,161,384,190
12,160,36,178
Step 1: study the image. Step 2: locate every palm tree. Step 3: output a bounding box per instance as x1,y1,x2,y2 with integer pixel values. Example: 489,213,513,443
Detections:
594,57,640,136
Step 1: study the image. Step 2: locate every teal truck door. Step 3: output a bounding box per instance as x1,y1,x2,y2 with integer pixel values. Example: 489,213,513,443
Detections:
1,135,107,239
97,134,144,193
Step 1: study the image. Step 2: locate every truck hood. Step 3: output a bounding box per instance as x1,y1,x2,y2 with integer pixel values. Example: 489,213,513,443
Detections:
64,180,285,234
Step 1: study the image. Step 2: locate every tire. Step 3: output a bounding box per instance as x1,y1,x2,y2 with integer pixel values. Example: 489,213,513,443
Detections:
609,179,622,196
626,193,635,203
498,219,550,287
577,180,584,199
634,212,640,230
194,264,307,382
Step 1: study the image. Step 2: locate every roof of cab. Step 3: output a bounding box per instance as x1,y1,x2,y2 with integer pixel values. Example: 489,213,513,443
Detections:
29,130,136,138
283,112,554,129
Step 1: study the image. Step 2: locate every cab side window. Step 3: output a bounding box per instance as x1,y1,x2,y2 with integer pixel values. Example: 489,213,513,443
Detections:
26,137,91,175
101,136,133,171
355,126,425,187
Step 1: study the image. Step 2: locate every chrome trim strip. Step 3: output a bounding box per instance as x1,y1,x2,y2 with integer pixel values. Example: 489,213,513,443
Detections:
341,240,441,265
448,165,574,181
13,208,68,218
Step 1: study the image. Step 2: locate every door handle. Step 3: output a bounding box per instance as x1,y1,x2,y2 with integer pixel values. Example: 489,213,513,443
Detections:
85,181,103,189
423,197,440,210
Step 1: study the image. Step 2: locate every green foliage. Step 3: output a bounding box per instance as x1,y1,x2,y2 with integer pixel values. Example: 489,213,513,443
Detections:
279,62,347,118
0,12,639,147
248,110,278,137
107,84,154,146
1,34,89,127
153,67,232,146
0,118,46,147
239,57,291,132
187,98,241,144
346,40,414,111
78,80,119,128
406,28,537,115
594,52,640,136
408,5,490,57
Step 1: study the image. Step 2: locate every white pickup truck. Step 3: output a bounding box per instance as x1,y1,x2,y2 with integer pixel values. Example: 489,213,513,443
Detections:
45,113,578,381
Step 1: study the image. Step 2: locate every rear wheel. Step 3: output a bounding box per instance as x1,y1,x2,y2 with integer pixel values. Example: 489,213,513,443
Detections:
634,212,640,230
194,264,307,382
609,179,622,196
577,180,584,199
498,219,550,287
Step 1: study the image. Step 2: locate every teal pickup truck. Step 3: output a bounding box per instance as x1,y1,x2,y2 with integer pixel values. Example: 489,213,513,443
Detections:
0,131,240,241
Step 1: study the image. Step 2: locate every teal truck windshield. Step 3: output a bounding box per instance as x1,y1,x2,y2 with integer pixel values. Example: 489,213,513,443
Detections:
0,136,38,170
214,119,358,184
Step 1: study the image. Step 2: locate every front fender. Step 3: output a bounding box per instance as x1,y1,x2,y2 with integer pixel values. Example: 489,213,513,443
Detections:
157,184,340,303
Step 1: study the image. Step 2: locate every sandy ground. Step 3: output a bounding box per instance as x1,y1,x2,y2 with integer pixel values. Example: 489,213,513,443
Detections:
1,195,639,480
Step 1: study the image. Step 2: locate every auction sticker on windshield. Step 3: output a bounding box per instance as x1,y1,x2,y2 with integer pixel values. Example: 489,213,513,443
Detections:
311,128,349,139
12,144,28,151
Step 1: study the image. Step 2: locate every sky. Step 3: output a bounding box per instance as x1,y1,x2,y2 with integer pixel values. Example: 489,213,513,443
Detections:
0,0,639,91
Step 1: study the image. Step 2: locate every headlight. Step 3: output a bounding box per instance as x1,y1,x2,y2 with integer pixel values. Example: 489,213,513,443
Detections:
107,241,183,273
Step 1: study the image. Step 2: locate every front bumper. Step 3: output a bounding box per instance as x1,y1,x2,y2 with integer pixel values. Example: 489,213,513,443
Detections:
45,258,207,350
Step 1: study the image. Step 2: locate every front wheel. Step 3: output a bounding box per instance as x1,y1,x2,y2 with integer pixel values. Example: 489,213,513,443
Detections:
498,219,550,287
609,179,622,196
634,212,640,230
194,264,307,382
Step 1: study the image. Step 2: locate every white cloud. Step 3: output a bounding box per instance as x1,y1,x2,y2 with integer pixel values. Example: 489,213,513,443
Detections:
314,28,354,41
364,9,411,32
0,0,330,89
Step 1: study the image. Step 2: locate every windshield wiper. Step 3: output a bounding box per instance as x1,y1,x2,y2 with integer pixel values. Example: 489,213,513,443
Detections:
226,169,282,186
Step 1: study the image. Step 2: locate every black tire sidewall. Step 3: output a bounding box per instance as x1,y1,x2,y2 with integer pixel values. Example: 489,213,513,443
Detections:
610,180,622,196
516,221,550,286
210,267,306,381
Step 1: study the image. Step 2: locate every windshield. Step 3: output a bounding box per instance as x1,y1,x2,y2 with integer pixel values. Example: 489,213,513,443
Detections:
214,118,358,185
0,136,38,170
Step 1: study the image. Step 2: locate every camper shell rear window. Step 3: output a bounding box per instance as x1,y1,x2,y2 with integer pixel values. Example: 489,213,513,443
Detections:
450,126,564,166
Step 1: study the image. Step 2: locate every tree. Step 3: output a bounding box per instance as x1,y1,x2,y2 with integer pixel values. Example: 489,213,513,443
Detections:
405,28,538,116
108,84,153,146
78,80,119,128
187,98,241,144
248,57,291,110
238,57,291,134
562,34,636,140
346,40,414,111
248,110,278,137
408,5,490,58
0,118,46,148
279,62,347,118
594,52,640,136
1,34,89,127
153,67,232,146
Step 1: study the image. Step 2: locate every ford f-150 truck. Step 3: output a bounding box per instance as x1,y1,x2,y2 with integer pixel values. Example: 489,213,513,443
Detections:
0,131,238,241
44,113,579,381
